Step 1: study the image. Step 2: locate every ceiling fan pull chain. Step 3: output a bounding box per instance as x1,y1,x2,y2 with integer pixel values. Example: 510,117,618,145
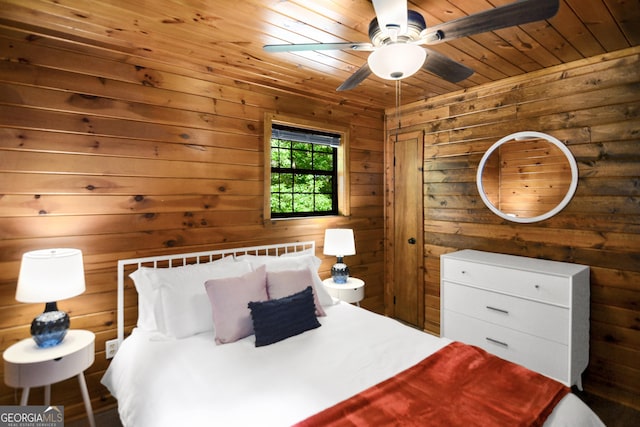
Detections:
399,80,402,129
395,80,401,133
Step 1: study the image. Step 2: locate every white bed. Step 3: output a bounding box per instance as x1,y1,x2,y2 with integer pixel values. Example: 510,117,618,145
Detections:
102,241,603,426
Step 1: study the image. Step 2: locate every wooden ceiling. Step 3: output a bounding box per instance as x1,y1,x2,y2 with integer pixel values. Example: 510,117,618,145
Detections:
1,0,638,110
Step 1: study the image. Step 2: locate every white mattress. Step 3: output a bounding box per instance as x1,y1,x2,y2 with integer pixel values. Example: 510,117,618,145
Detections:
101,302,603,426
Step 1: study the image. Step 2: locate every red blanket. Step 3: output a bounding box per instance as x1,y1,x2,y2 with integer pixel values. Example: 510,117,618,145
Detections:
295,342,569,427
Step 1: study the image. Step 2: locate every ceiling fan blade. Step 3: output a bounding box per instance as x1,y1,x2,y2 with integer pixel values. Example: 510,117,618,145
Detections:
264,42,374,53
422,49,474,83
336,63,372,91
372,0,408,35
422,0,559,44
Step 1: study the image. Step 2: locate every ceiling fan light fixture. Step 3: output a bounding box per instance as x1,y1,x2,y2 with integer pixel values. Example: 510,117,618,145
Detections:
367,43,426,80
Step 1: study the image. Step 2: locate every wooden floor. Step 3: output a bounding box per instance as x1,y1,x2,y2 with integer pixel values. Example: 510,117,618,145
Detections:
66,390,640,426
65,407,122,427
573,389,640,427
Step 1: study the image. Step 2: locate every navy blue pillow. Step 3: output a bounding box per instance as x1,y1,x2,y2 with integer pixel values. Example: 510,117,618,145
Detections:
248,286,321,347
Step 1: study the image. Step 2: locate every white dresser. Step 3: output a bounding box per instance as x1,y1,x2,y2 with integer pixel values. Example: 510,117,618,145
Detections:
440,249,589,389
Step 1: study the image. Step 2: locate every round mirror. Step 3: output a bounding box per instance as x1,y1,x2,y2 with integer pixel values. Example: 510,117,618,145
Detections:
476,131,578,223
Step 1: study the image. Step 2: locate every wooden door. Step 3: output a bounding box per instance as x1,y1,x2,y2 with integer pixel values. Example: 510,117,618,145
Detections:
391,130,424,327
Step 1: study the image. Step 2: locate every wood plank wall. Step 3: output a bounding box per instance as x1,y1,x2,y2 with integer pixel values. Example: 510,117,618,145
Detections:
486,138,573,218
385,46,640,409
0,27,385,420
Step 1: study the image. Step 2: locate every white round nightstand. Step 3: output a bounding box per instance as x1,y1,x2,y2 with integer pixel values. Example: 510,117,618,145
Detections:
3,329,96,427
322,277,365,306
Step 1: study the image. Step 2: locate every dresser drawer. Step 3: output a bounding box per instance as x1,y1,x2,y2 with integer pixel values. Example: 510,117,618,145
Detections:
443,282,569,344
442,258,569,306
443,310,569,385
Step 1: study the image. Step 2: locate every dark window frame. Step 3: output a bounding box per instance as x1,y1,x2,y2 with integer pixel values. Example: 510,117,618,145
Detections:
270,126,340,218
263,115,350,221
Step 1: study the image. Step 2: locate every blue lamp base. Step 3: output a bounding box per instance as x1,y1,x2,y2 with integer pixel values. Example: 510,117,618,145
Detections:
331,257,350,284
31,302,70,348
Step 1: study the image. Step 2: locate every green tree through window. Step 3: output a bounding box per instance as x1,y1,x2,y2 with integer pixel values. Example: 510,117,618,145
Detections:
270,126,339,218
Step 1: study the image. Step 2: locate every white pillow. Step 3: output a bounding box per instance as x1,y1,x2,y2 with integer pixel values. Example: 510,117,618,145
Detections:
238,254,334,307
135,257,252,339
129,268,161,332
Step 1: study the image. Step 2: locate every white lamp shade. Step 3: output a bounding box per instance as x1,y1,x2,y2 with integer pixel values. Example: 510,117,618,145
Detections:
367,43,427,80
16,248,86,303
323,229,356,257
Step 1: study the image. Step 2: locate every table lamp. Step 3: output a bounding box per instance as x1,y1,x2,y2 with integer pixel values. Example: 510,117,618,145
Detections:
16,248,86,348
323,229,356,284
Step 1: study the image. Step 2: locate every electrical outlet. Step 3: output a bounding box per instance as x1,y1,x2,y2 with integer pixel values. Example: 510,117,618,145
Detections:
106,339,119,359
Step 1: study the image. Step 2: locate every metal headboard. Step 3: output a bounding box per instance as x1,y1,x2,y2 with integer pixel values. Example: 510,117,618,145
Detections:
115,241,316,345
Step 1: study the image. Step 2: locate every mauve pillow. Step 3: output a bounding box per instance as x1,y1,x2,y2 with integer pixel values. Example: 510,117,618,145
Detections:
249,286,321,347
204,265,268,345
238,254,334,307
266,268,326,316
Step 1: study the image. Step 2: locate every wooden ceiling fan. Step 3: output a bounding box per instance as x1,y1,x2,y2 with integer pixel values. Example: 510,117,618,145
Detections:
264,0,559,91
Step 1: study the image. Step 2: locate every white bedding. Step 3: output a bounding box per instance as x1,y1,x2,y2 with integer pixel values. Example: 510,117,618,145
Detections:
102,302,603,427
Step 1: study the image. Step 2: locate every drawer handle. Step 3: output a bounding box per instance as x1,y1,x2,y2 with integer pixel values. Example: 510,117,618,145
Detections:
486,337,509,348
486,306,509,315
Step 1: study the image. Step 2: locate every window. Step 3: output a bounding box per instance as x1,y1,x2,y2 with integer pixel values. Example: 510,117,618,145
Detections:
264,115,349,220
